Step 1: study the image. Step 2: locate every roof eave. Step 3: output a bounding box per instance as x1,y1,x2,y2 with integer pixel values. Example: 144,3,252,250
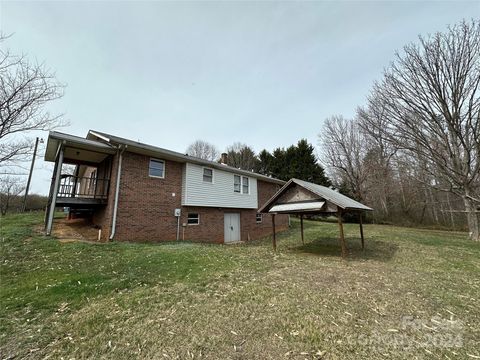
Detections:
87,129,286,185
44,131,117,162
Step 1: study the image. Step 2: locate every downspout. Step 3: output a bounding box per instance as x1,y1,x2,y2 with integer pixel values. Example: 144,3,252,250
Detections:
110,145,126,240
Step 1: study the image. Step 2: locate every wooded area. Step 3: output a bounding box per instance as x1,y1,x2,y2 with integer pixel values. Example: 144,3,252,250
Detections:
322,20,479,240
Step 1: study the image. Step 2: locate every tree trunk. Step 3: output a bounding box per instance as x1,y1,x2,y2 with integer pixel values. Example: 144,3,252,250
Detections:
427,187,440,225
463,193,479,241
446,192,456,229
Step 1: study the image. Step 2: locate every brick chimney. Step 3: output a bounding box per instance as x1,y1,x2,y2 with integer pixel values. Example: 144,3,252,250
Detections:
220,153,228,164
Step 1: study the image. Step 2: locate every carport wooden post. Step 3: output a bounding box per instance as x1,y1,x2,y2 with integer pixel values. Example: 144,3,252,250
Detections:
337,209,347,258
272,214,277,251
300,215,304,245
359,212,365,250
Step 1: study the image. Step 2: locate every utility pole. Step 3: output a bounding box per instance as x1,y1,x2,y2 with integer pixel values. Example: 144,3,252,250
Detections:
22,137,41,212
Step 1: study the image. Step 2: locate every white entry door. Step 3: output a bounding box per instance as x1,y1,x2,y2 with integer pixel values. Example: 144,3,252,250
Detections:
224,213,241,243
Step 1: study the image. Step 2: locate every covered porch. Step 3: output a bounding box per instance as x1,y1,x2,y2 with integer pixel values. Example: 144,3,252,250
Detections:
44,131,117,235
259,178,373,258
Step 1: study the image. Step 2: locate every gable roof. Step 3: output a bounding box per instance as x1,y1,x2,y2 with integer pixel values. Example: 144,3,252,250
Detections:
85,130,285,185
258,178,373,213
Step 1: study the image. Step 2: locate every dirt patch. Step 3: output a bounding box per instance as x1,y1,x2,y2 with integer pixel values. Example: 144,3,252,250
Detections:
52,217,102,242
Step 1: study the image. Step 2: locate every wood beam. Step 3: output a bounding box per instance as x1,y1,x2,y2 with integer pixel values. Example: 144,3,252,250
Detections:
62,158,105,167
272,214,277,251
300,215,304,245
337,209,347,258
359,212,365,250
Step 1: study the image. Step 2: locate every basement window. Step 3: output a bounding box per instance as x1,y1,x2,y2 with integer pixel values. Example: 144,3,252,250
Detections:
256,213,262,223
149,159,165,178
234,175,241,193
203,168,213,183
187,213,200,225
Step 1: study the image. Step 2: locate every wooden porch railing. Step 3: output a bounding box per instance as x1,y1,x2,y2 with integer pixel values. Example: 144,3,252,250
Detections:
58,175,110,199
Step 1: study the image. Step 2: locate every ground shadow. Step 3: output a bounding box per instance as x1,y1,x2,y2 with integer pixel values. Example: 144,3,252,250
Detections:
288,236,398,262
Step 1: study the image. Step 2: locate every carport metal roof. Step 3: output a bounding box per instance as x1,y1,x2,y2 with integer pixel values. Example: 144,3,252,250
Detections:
259,178,373,213
258,178,373,258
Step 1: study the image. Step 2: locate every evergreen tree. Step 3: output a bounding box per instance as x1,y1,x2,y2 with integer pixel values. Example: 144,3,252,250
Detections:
255,149,274,176
257,139,331,186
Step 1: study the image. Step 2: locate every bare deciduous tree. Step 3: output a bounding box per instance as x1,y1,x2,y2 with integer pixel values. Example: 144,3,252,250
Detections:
186,139,220,162
0,176,25,215
0,34,65,167
357,100,398,219
225,142,258,171
368,20,480,240
321,115,368,201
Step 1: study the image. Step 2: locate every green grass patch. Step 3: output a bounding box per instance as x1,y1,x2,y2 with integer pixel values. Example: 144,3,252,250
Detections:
1,212,479,359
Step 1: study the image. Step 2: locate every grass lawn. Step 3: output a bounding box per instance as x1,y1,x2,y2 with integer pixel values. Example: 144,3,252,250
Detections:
1,213,479,359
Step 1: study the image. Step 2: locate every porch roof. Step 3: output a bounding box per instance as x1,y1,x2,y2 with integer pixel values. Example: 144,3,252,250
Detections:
44,131,117,164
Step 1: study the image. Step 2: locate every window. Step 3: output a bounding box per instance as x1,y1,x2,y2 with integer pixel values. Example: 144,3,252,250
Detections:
149,159,165,178
234,175,250,194
187,213,199,225
256,213,262,223
242,177,249,194
234,175,241,193
203,168,213,183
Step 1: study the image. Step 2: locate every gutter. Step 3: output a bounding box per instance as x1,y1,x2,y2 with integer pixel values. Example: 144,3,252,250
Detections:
110,145,127,240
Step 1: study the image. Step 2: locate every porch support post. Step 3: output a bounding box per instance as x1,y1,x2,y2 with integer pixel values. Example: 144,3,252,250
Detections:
359,212,365,250
300,214,304,245
71,166,80,197
272,214,277,251
337,209,347,258
46,143,64,236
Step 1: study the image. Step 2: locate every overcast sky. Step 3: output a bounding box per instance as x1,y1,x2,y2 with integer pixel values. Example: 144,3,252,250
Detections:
1,1,478,194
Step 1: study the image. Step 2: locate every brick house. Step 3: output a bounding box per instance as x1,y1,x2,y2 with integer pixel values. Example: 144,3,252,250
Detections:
44,130,289,243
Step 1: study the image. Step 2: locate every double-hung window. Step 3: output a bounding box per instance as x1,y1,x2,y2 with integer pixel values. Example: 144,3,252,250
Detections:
149,159,165,178
242,177,249,194
256,213,262,223
234,175,241,193
234,175,250,194
203,168,213,183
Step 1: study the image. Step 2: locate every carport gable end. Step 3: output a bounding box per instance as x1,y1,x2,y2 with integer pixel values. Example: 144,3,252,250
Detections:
258,178,373,257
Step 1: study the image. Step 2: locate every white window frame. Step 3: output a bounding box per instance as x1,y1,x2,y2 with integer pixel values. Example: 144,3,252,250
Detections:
256,213,262,223
202,167,214,183
149,158,165,178
242,176,249,194
187,213,200,225
234,175,241,193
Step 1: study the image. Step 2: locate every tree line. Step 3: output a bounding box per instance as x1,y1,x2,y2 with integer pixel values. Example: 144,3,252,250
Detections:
321,20,479,240
187,138,331,186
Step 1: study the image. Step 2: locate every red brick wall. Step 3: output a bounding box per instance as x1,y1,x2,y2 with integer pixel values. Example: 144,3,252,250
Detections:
113,152,183,241
93,151,288,243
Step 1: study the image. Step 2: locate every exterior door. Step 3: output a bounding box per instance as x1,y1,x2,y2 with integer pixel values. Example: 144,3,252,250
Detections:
224,213,241,243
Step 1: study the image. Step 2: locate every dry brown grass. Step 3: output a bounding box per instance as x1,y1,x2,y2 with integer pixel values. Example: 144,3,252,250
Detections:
1,213,479,359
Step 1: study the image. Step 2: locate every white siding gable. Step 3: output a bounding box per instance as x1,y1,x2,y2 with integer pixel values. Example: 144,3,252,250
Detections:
182,163,258,209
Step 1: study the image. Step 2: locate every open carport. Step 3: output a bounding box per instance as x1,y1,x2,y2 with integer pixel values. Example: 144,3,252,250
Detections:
259,178,373,257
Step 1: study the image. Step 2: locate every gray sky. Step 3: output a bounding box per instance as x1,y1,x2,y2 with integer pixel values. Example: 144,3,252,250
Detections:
1,1,478,194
